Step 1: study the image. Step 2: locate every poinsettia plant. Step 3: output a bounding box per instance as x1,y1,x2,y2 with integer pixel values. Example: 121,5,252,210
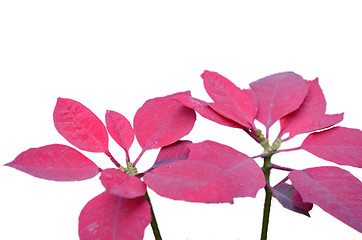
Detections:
5,92,200,240
5,70,362,240
175,70,362,239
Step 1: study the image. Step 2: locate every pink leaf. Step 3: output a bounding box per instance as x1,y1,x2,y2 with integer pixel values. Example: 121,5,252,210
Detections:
201,70,258,130
174,94,242,128
300,127,362,168
105,110,134,155
54,98,109,153
152,140,192,168
279,79,343,140
133,92,196,150
187,141,265,198
271,182,313,216
144,140,265,203
289,167,362,233
249,72,309,133
100,169,146,199
79,192,151,240
144,160,234,203
5,144,100,181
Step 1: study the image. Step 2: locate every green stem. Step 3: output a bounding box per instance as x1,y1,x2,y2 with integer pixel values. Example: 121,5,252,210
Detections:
144,191,162,240
261,156,272,240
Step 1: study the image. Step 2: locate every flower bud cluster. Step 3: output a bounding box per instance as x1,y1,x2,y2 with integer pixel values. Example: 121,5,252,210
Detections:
120,162,138,176
255,129,283,156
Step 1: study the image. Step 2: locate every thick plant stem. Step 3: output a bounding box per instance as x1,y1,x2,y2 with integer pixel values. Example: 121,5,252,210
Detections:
261,156,272,240
144,191,162,240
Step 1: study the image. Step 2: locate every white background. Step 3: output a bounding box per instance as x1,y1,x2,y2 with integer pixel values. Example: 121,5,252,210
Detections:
0,1,361,239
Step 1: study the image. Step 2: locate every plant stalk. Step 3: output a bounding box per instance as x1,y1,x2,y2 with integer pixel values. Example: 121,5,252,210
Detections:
144,191,162,240
261,156,272,240
104,150,121,168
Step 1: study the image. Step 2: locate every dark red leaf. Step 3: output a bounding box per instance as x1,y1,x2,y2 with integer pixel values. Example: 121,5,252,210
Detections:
201,70,258,130
300,127,362,168
5,144,100,181
79,192,151,240
144,160,234,203
271,182,313,217
292,187,313,212
100,169,146,199
105,110,134,155
133,92,196,150
187,141,265,198
279,79,343,140
54,98,109,153
174,94,242,128
249,72,309,133
152,140,192,168
289,167,362,233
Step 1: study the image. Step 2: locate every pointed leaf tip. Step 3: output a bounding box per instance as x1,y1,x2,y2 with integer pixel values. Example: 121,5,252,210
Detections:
6,144,100,181
201,70,258,130
279,79,344,140
54,98,109,153
174,94,242,128
271,182,312,217
250,72,309,132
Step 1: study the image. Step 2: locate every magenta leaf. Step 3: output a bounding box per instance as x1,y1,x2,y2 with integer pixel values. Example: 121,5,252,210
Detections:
300,126,362,168
249,72,309,133
5,144,100,181
144,160,234,203
174,94,242,128
152,140,192,168
100,169,146,199
279,79,343,140
271,182,313,217
133,91,196,150
144,140,265,203
79,192,151,240
289,167,362,233
187,141,265,198
105,110,134,158
201,70,258,130
54,98,109,153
